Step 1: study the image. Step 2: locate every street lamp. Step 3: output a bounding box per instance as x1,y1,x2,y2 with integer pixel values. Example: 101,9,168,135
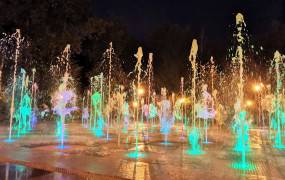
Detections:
133,101,138,108
246,100,253,107
179,97,185,103
254,84,261,92
138,88,145,96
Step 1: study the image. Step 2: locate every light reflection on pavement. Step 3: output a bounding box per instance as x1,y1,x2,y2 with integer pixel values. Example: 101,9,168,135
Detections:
0,123,284,179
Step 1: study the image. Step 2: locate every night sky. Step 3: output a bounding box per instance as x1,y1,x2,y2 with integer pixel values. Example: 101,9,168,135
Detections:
90,0,285,91
93,0,284,40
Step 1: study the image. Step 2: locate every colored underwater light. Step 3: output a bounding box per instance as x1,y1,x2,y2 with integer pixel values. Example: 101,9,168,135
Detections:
126,151,146,159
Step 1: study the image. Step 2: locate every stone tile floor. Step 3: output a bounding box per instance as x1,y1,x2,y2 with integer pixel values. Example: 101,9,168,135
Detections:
0,122,284,179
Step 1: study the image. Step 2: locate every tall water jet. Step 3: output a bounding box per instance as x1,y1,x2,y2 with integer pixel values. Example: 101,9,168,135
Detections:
0,33,18,94
145,53,153,139
5,68,33,137
0,55,3,93
159,87,174,145
89,77,94,128
106,42,113,141
81,92,90,128
89,73,105,137
147,53,153,113
81,96,86,126
187,39,204,155
31,68,38,128
91,89,104,137
209,56,217,129
231,13,255,171
210,57,217,115
51,44,77,149
100,72,104,120
210,57,215,95
7,29,21,142
114,85,126,146
190,39,198,127
52,72,77,148
271,51,285,149
85,90,90,127
196,84,215,144
0,36,7,93
14,69,32,135
180,77,186,139
261,86,274,136
122,101,130,131
127,47,145,158
174,97,183,121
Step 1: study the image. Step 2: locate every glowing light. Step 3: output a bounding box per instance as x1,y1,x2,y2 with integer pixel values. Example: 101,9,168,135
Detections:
4,139,16,143
185,149,205,155
187,127,204,155
126,151,146,159
253,83,264,92
52,72,77,148
90,91,105,137
246,100,253,107
271,51,285,149
57,145,70,149
133,101,138,107
149,103,158,119
254,84,261,92
179,98,185,103
138,88,145,96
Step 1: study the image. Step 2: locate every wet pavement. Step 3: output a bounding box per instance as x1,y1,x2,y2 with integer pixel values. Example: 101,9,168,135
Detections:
0,122,284,179
0,163,83,180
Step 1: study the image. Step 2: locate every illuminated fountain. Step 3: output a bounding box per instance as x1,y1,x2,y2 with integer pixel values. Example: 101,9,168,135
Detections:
213,90,226,131
4,67,33,138
210,57,217,128
261,85,274,138
82,90,91,128
147,53,153,112
106,42,113,141
91,91,104,137
13,69,32,136
230,13,255,171
122,101,130,133
146,92,158,136
0,32,17,93
143,53,154,140
148,101,158,124
174,98,183,122
6,29,23,142
196,84,215,144
112,85,126,146
51,45,77,149
174,96,185,139
271,51,285,149
52,72,77,149
180,77,186,139
2,10,285,178
81,96,88,127
127,47,145,158
159,87,174,145
187,39,204,155
2,30,36,141
31,68,38,129
89,73,105,137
